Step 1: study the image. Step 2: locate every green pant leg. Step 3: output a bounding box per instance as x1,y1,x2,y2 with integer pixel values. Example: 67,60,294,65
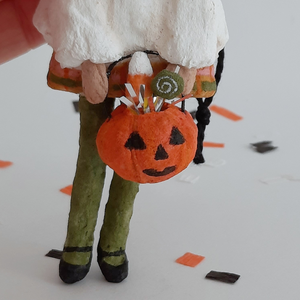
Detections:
98,172,139,267
62,95,113,266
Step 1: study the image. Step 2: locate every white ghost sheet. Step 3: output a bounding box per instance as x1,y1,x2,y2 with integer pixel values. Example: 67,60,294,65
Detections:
33,0,229,69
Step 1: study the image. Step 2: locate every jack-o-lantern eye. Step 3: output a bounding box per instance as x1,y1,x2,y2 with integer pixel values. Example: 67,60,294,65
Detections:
169,126,185,145
125,131,147,150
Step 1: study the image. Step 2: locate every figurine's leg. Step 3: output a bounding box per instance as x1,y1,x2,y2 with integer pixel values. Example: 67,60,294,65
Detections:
59,95,114,284
97,173,139,283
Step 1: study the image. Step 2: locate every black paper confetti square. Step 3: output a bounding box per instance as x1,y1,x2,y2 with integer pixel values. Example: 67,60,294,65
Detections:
251,141,277,153
205,271,240,284
45,249,63,260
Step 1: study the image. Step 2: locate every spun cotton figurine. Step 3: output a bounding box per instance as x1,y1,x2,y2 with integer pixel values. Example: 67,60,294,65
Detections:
33,0,228,284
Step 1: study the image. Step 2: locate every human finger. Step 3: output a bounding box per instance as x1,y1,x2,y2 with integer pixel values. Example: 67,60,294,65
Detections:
0,0,44,64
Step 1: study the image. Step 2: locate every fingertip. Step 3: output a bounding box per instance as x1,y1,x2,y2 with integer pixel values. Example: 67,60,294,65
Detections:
13,0,45,48
0,0,44,64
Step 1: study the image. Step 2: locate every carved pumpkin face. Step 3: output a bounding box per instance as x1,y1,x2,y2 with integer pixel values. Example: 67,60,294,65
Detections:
97,104,197,183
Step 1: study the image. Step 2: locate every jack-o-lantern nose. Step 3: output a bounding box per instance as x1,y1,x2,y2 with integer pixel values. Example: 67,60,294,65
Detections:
155,144,169,161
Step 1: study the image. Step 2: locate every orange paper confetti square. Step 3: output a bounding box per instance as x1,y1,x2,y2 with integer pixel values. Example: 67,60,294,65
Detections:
60,185,73,196
176,252,205,267
210,105,243,121
0,160,13,168
203,142,225,148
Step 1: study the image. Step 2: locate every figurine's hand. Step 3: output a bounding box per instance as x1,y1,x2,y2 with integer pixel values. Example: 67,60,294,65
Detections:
166,64,196,96
81,61,108,104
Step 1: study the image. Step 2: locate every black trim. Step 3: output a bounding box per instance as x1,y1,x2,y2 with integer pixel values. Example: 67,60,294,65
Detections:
99,249,126,257
97,247,128,283
63,246,93,253
59,254,92,284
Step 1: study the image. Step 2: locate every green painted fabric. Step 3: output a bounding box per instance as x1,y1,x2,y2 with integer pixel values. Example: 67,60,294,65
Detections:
201,81,217,92
62,95,139,267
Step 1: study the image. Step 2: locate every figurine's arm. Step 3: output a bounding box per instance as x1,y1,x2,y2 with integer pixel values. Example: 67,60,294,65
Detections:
166,64,197,96
81,60,108,104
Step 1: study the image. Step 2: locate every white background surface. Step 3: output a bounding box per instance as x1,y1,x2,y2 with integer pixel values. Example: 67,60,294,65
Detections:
1,1,300,299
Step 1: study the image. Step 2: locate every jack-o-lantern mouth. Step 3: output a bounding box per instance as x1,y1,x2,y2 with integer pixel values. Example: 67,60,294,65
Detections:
142,166,176,177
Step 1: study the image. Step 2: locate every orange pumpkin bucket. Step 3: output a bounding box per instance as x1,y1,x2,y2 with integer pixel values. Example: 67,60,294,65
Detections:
96,103,197,183
48,51,205,183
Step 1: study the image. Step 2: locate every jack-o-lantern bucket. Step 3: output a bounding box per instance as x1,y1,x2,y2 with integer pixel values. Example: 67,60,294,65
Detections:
96,103,197,184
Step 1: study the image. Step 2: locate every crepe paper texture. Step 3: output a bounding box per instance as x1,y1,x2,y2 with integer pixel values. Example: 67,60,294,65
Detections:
203,142,225,148
205,271,240,284
46,249,63,260
175,252,205,267
251,141,277,153
0,160,13,168
60,185,73,196
210,105,243,121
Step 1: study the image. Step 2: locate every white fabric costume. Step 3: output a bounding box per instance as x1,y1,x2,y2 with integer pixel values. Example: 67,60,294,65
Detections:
33,0,228,69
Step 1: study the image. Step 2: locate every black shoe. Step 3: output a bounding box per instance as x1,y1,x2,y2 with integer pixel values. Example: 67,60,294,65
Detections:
59,247,92,284
97,247,128,283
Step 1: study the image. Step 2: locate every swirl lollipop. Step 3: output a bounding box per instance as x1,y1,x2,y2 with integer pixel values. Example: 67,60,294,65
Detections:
151,69,184,99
